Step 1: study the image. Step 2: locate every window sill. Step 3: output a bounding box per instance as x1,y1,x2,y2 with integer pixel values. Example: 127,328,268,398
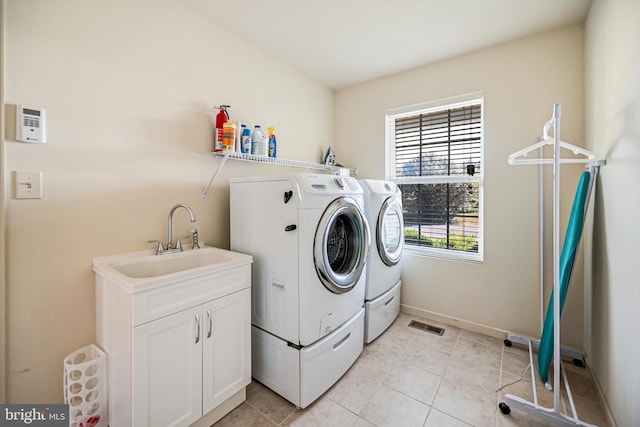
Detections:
403,246,484,264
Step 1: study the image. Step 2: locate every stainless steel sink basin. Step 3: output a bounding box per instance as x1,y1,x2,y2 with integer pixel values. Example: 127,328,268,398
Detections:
93,246,252,291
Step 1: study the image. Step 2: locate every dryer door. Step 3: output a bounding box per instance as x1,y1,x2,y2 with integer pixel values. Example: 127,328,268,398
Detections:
377,196,404,266
314,197,370,294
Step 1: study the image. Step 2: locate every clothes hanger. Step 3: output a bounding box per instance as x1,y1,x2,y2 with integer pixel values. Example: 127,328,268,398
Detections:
508,118,596,165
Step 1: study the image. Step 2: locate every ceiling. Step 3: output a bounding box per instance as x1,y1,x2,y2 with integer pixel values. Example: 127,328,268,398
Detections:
179,0,592,89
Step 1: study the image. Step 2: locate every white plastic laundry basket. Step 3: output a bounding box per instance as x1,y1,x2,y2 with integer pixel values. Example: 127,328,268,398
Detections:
63,344,107,427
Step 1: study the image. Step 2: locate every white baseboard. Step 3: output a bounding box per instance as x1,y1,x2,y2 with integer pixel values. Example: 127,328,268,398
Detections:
400,304,510,340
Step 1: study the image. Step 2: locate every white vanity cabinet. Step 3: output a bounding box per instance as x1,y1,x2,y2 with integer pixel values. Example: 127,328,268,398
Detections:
94,248,252,427
201,289,251,414
133,288,250,426
133,305,203,426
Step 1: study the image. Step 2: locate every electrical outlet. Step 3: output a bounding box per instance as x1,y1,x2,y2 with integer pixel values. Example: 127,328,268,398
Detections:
15,171,43,199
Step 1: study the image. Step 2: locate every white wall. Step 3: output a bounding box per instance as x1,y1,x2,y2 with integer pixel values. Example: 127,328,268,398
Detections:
4,0,333,403
336,26,587,346
585,0,640,425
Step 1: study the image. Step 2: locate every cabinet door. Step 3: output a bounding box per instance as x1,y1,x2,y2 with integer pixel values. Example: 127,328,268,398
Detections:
133,306,203,427
202,288,251,414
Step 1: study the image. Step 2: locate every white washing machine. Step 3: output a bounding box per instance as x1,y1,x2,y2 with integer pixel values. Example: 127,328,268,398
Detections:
230,173,370,408
360,179,404,343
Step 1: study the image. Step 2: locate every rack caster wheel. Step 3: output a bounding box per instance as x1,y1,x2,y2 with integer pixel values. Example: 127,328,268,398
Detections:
498,402,511,415
573,358,585,368
503,339,512,347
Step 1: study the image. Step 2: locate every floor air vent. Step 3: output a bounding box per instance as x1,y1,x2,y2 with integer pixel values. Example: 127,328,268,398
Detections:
408,320,445,336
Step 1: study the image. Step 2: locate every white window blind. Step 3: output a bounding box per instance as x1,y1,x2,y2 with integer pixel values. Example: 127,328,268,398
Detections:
386,96,484,262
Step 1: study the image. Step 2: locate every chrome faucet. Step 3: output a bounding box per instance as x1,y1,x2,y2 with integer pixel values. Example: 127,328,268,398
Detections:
149,203,197,254
167,203,196,251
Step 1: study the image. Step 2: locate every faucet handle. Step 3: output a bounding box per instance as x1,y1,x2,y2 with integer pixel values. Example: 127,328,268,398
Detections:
147,239,165,254
175,235,191,251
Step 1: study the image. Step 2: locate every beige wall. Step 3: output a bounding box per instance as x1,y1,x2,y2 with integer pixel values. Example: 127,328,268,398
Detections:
585,0,640,425
7,1,630,419
336,26,587,346
1,0,7,404
4,0,333,403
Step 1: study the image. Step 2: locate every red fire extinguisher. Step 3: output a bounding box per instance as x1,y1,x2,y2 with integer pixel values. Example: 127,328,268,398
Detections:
214,105,230,152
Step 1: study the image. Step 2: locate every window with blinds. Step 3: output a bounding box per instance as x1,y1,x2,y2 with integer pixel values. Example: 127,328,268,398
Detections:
386,96,484,262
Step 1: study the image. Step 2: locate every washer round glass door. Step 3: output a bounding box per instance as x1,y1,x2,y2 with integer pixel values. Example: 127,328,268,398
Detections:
314,197,370,294
377,196,404,266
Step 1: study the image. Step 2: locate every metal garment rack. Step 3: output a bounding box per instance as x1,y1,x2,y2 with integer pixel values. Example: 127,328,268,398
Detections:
503,104,604,426
201,152,357,199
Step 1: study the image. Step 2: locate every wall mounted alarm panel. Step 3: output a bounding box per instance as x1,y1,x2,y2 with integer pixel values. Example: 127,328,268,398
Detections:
16,105,46,143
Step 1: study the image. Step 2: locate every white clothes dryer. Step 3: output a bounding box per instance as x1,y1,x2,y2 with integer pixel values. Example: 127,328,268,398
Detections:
360,179,404,343
230,173,370,408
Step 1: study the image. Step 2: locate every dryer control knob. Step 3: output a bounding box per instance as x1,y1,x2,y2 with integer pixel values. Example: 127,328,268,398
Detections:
334,177,346,189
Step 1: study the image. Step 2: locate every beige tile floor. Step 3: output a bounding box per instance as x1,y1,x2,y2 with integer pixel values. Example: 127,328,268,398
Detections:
215,312,610,427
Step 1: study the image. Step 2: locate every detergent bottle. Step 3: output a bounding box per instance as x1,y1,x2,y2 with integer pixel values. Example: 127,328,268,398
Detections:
241,126,251,154
268,127,277,158
251,125,268,156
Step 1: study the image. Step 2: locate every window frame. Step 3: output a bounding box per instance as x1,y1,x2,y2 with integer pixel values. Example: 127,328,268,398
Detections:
385,93,484,263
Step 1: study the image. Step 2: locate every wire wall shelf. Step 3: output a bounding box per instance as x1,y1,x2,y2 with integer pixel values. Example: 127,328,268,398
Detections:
201,152,357,199
211,152,355,173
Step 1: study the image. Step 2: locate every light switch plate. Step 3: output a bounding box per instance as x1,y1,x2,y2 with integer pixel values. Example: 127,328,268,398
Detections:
15,171,43,199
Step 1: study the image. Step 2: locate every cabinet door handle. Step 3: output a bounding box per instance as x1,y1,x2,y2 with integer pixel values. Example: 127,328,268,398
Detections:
195,314,201,344
207,309,212,339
